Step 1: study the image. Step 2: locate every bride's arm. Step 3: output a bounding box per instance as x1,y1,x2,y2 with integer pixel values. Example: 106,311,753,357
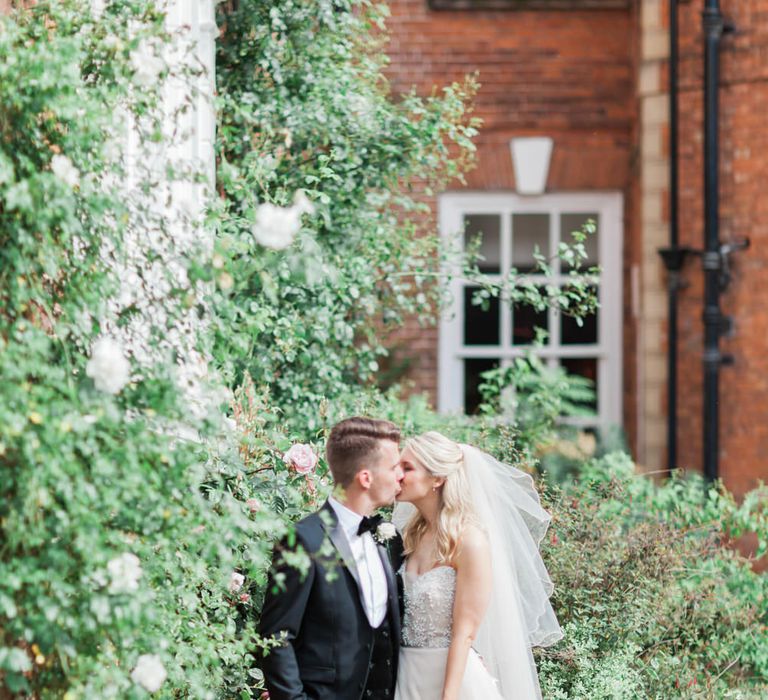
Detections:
441,526,492,700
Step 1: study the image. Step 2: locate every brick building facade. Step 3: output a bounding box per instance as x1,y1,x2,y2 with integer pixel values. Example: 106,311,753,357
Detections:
385,0,768,496
4,0,763,494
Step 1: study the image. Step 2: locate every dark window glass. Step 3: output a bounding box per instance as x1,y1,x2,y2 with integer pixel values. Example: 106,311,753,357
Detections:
464,358,500,415
560,357,598,412
463,286,500,346
560,212,599,272
561,285,598,345
512,298,548,345
464,214,501,274
512,213,549,273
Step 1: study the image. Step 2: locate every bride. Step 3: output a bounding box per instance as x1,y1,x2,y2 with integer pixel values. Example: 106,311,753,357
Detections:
393,432,562,700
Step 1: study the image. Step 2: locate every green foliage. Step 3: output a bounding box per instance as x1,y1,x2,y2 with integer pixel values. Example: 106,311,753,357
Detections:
210,0,482,425
0,3,268,697
477,354,596,456
538,452,768,698
3,1,763,699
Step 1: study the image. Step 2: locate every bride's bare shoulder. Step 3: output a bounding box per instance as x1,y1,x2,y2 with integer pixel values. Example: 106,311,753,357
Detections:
455,523,490,563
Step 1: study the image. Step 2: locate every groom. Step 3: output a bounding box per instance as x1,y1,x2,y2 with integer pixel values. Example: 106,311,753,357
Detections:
259,416,404,700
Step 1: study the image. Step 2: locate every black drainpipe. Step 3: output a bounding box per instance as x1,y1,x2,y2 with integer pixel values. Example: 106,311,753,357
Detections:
702,0,726,483
701,0,722,482
701,0,747,481
661,1,746,481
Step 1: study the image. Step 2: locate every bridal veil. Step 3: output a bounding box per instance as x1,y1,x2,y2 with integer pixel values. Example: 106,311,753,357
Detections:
393,443,562,699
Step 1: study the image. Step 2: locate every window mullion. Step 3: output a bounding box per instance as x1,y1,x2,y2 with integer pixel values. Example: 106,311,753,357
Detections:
500,209,512,350
549,210,561,350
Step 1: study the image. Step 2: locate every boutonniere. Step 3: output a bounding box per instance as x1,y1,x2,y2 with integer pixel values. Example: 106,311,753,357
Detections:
375,521,397,543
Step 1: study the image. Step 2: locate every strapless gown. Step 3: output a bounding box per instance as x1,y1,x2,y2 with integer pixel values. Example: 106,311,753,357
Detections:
394,565,504,700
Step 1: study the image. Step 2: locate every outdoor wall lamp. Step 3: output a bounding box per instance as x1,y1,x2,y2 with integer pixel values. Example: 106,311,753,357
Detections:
510,136,553,196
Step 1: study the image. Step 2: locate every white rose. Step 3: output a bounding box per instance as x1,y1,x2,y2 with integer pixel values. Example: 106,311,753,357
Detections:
292,190,315,216
229,571,245,593
376,522,397,541
131,38,165,88
51,154,80,188
282,444,319,474
130,654,167,693
86,337,130,394
348,93,375,124
252,202,301,250
107,552,142,594
252,191,315,250
103,35,122,51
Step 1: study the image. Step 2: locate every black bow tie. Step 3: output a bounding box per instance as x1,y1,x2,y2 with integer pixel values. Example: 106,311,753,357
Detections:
357,513,383,537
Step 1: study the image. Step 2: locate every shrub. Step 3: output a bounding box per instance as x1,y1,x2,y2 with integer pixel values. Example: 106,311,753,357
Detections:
0,3,265,696
539,452,768,698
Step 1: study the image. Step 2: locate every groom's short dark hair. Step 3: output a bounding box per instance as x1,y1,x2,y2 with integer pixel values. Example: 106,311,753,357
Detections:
326,416,401,487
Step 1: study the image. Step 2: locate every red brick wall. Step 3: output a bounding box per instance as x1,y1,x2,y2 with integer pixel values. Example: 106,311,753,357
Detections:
386,0,768,496
384,1,638,436
674,0,768,494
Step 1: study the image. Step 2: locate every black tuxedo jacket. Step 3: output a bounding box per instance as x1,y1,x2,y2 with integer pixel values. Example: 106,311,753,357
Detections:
259,502,401,700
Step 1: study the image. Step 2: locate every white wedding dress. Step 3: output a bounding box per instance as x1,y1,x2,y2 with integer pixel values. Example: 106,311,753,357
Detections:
394,564,508,700
393,443,562,699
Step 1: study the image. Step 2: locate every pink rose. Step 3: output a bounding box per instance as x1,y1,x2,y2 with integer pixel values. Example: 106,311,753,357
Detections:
282,444,318,474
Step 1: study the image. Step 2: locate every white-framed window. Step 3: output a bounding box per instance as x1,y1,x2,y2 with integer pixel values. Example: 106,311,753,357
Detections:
437,192,623,429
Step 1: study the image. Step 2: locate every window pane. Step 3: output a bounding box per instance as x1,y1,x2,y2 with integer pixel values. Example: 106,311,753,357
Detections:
512,213,549,273
464,214,501,273
560,213,599,271
464,358,499,415
561,286,598,345
512,297,548,346
463,286,500,346
560,357,598,412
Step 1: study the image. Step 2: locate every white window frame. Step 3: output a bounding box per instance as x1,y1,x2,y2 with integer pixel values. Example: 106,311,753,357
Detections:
437,191,623,429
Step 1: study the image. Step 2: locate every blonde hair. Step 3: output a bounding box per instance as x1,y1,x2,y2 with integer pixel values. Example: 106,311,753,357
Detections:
402,431,478,565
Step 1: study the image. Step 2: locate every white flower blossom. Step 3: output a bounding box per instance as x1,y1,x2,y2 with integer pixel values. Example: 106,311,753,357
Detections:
376,522,397,542
107,552,142,594
131,38,165,88
229,571,245,593
292,191,315,216
252,191,315,250
103,35,122,51
86,337,130,394
51,154,80,188
348,93,376,125
130,654,167,693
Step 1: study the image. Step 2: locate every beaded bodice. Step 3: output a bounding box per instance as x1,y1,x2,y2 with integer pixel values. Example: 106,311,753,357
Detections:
400,564,456,648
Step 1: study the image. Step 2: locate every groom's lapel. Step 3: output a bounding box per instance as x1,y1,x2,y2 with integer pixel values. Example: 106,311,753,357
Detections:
377,543,401,640
320,500,363,592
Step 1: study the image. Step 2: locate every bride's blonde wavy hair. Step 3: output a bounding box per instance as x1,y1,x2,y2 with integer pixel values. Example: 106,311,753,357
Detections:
402,431,479,565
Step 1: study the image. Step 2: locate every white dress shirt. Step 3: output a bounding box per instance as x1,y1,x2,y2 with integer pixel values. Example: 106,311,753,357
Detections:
328,496,388,627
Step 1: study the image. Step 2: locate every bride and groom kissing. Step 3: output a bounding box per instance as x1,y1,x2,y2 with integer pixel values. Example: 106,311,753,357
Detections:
259,417,562,700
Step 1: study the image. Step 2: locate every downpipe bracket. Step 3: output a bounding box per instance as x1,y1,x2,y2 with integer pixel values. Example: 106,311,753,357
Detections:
703,348,735,367
703,307,733,337
662,237,750,291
